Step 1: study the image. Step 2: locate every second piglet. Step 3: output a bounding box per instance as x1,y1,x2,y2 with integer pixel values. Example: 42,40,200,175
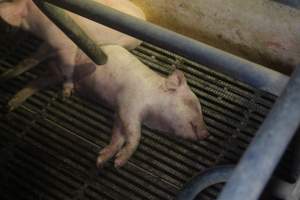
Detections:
0,0,145,96
8,45,209,168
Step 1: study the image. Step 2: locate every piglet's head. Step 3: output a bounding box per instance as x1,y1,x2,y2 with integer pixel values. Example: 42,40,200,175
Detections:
162,70,209,140
0,0,28,27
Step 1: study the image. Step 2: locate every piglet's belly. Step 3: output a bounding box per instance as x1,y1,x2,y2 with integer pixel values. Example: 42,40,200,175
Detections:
75,72,121,108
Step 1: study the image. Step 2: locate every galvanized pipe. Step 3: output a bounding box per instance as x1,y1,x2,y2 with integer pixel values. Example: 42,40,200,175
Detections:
176,165,300,199
38,0,288,95
217,66,300,200
33,0,107,65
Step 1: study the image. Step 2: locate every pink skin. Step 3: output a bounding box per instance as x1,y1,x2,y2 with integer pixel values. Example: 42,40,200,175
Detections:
8,45,209,168
0,0,145,97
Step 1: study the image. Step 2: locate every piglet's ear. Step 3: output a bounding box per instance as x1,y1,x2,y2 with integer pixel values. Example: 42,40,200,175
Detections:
165,70,186,91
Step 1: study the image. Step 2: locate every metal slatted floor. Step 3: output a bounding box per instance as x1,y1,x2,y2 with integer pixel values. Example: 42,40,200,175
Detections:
0,28,282,200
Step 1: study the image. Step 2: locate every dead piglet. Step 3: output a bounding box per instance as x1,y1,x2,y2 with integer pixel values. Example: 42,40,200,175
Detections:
5,45,209,167
72,45,209,168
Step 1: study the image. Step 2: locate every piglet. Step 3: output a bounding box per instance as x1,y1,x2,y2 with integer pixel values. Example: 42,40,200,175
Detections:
8,45,209,168
0,0,145,96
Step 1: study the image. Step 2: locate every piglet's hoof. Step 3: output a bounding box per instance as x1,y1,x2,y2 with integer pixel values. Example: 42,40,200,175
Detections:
96,148,129,169
61,86,74,100
62,89,73,99
96,147,115,168
96,143,124,168
114,147,134,168
6,97,23,112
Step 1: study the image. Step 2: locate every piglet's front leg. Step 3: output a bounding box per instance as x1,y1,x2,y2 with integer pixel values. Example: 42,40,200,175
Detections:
96,108,142,168
55,48,77,98
113,108,142,168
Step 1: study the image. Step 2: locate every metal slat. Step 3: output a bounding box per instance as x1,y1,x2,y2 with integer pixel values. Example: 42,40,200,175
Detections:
0,28,286,200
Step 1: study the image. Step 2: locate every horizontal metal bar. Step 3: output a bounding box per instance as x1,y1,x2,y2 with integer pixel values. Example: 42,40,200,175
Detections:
218,66,300,200
33,0,107,65
39,0,288,95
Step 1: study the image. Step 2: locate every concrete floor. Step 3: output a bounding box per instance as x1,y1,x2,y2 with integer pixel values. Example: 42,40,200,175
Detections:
131,0,300,74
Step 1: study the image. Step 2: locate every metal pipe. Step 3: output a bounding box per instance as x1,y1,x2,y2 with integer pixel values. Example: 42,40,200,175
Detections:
217,66,300,200
291,134,300,179
176,165,234,200
37,0,289,95
271,177,300,200
290,177,300,200
33,0,107,65
288,136,300,200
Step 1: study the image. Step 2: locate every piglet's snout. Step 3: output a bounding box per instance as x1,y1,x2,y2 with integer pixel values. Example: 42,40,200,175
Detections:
190,122,209,140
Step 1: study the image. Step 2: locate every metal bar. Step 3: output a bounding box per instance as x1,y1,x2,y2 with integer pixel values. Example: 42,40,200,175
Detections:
271,177,300,200
290,177,300,200
291,134,300,179
176,165,234,200
33,0,107,65
38,0,288,95
217,66,300,200
289,136,300,200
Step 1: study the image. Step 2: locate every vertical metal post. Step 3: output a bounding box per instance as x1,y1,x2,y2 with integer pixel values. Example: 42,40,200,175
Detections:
218,66,300,200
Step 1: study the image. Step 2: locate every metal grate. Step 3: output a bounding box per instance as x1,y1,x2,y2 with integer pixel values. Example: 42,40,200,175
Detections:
0,28,279,200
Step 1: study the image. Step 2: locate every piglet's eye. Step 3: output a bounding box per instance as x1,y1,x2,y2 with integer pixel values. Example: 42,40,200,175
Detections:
190,122,197,134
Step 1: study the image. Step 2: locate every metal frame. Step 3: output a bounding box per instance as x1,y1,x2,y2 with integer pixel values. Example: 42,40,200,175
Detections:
218,66,300,200
177,164,300,200
32,1,300,199
35,0,289,96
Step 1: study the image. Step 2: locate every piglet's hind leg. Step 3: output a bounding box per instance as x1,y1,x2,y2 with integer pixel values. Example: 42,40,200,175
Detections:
0,43,52,82
114,111,141,168
96,117,125,168
6,75,59,112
